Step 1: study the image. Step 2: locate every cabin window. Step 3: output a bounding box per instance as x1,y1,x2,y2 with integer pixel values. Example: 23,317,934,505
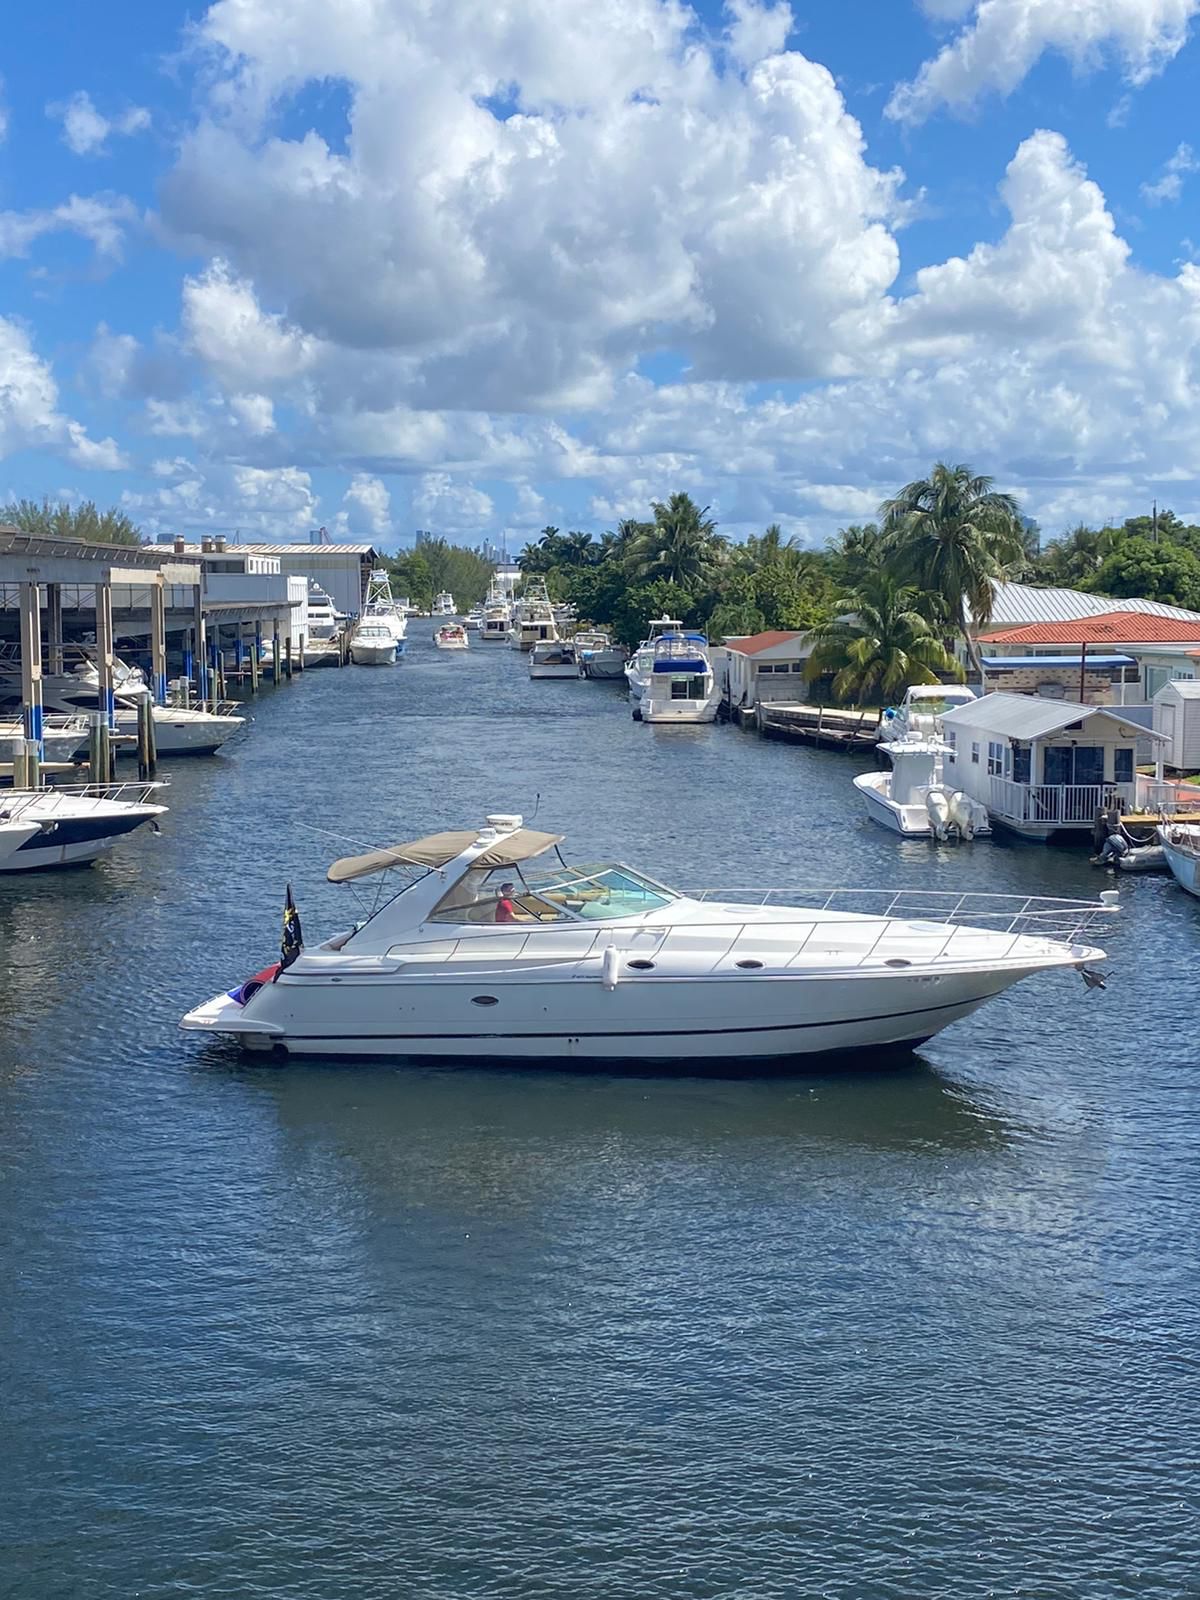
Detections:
1012,745,1031,784
670,676,708,699
791,662,805,673
1114,748,1134,784
945,731,956,765
987,741,1003,776
971,741,980,765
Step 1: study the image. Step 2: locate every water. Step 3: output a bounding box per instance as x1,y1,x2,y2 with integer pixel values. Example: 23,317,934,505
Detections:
3,636,1199,1599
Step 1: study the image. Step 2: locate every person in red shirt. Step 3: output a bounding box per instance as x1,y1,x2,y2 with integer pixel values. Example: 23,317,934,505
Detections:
495,881,518,922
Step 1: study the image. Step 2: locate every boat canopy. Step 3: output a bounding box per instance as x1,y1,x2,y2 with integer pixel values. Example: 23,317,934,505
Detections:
327,828,565,882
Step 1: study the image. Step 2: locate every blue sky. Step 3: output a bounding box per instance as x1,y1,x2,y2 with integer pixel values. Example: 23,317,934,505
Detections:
3,0,1200,551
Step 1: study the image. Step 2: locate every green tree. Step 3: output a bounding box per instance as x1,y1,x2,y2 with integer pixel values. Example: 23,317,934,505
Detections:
609,580,698,648
880,463,1025,669
630,493,722,586
1084,537,1200,609
803,574,962,707
825,523,882,589
2,497,142,546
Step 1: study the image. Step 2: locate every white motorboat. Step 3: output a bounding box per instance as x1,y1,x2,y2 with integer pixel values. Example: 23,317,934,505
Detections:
181,811,1115,1063
509,580,559,651
1160,823,1200,897
880,684,978,742
529,640,579,678
435,623,469,650
0,781,167,871
0,643,150,715
302,580,344,666
576,631,628,680
624,616,685,706
637,632,721,724
0,714,90,764
359,569,408,651
854,738,991,839
463,608,484,632
350,621,399,666
434,592,457,617
13,661,243,757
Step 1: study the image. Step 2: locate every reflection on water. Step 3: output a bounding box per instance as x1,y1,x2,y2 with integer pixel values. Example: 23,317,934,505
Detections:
2,633,1197,1599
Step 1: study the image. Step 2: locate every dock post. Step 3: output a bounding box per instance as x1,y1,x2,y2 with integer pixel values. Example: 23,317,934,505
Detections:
272,620,281,686
95,580,116,735
18,580,45,760
136,697,152,780
25,739,40,790
249,627,260,694
150,582,168,705
47,582,64,676
284,635,293,680
296,631,305,672
88,713,112,786
11,743,28,790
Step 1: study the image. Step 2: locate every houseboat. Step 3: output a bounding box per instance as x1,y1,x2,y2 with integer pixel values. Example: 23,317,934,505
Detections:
940,693,1166,841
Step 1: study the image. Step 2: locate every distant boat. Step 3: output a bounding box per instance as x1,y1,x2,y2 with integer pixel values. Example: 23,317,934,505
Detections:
879,684,978,742
434,623,469,651
434,591,457,617
575,631,628,680
529,640,579,678
509,579,558,651
350,620,399,666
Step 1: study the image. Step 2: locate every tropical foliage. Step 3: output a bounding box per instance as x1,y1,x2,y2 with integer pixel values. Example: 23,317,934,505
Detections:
387,538,496,610
2,497,143,546
803,575,963,706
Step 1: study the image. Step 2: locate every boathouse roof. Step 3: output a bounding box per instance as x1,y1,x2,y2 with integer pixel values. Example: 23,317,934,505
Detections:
979,609,1200,645
722,630,806,656
942,692,1165,743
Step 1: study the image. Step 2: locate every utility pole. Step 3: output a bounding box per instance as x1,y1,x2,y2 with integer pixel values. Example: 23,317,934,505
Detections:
1153,500,1159,544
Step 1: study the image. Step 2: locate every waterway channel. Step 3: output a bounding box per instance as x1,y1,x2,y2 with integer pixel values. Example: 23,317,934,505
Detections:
2,634,1198,1598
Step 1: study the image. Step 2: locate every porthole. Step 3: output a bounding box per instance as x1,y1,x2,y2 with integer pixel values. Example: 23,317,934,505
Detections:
735,959,764,970
626,959,655,971
471,995,499,1006
884,958,912,969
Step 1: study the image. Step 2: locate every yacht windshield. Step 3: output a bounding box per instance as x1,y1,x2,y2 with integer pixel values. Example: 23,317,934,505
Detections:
429,862,677,924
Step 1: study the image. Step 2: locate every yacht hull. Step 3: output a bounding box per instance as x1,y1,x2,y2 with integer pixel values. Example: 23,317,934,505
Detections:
350,641,398,666
182,964,1058,1062
1161,836,1200,897
641,697,719,724
853,772,929,836
0,806,164,871
115,708,243,756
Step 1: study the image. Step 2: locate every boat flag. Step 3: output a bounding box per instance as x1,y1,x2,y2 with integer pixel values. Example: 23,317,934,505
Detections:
280,883,303,969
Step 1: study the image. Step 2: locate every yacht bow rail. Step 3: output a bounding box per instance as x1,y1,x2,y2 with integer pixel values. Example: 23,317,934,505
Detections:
688,887,1119,944
0,780,166,816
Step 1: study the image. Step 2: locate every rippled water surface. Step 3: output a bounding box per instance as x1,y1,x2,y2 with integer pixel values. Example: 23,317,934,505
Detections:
3,637,1199,1599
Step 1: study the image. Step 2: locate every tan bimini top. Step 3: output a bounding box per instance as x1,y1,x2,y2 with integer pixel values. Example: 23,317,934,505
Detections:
327,828,565,883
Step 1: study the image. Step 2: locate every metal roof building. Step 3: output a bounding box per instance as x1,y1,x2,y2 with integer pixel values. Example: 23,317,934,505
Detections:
941,693,1155,743
987,581,1200,629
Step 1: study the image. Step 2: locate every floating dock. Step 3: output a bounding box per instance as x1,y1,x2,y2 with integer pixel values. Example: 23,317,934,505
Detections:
756,702,882,750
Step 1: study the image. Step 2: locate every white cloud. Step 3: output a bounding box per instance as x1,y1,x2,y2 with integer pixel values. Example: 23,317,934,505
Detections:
888,0,1199,124
182,260,316,388
412,472,494,535
342,473,391,534
48,91,151,156
1141,141,1199,205
0,193,136,260
228,392,276,434
160,0,903,411
85,324,140,398
0,316,127,469
122,461,320,539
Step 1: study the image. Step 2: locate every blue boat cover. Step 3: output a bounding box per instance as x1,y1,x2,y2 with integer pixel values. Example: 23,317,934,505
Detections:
653,658,707,673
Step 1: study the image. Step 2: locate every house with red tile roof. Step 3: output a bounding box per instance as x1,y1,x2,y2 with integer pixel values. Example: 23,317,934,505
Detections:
977,609,1200,702
721,630,814,711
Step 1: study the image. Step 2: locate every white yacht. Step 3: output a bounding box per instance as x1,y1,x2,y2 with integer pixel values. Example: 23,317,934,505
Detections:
358,570,407,645
302,580,344,667
509,580,559,651
0,781,167,871
529,640,579,679
624,616,685,707
1160,823,1200,898
463,607,484,632
181,812,1114,1063
480,600,512,644
880,684,978,742
434,623,469,650
576,631,628,680
15,658,243,757
854,739,991,839
350,620,398,666
0,714,90,764
434,592,457,617
637,633,721,724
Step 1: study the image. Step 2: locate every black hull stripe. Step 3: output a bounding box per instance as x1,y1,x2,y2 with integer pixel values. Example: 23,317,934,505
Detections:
15,815,151,850
274,993,996,1043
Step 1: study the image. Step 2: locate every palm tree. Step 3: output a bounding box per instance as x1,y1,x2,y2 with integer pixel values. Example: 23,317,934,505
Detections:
631,493,721,586
803,574,963,706
880,464,1025,667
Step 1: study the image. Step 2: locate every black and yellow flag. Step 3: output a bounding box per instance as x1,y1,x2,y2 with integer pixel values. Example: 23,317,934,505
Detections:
280,883,303,969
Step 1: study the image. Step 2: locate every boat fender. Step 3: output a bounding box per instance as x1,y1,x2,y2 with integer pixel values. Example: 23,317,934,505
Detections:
601,946,620,990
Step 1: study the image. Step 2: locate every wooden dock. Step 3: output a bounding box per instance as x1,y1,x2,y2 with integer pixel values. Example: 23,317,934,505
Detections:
757,702,882,750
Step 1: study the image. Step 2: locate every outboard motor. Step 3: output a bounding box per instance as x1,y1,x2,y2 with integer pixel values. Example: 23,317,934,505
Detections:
925,786,951,841
947,790,977,841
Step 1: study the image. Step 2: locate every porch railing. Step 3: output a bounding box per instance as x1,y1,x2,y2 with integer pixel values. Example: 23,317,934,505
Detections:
989,778,1134,826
